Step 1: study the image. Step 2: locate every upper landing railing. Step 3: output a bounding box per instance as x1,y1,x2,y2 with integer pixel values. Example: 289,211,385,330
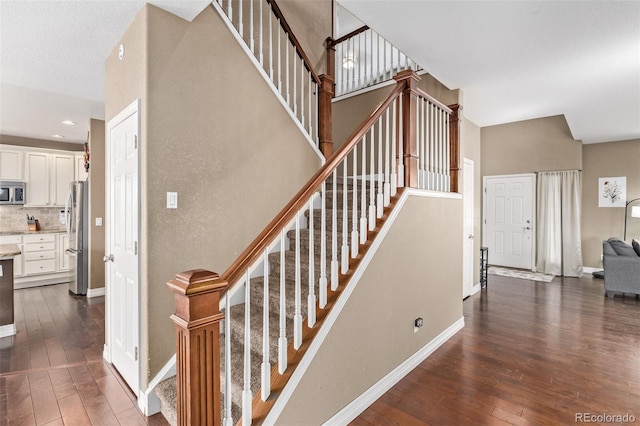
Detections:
327,26,421,97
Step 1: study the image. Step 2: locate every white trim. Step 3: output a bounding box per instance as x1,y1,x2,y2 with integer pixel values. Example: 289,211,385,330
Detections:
264,188,461,424
138,354,177,416
324,317,465,426
582,267,601,274
0,323,16,338
471,282,481,295
103,343,111,363
333,69,429,103
211,1,325,164
86,287,105,298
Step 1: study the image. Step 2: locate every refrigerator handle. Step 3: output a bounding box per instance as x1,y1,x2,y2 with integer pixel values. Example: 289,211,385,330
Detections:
65,187,73,237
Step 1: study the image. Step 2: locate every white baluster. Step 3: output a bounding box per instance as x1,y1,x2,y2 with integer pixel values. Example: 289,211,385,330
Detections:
351,147,359,258
363,31,369,87
357,33,362,90
368,124,376,231
377,115,384,218
261,248,270,401
238,0,243,38
391,98,398,196
445,111,450,192
301,59,305,126
438,108,443,191
227,0,232,24
418,98,424,189
268,4,273,78
242,269,252,425
294,212,302,349
278,229,287,374
308,196,316,327
259,0,263,66
341,161,349,274
249,0,253,53
384,107,391,205
319,181,328,308
377,33,381,84
331,170,339,290
360,133,367,244
277,19,282,92
308,76,312,137
223,291,232,426
286,35,290,104
293,47,297,115
383,39,388,81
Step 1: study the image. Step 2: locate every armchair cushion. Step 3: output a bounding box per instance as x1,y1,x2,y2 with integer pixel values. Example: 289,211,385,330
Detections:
607,237,638,257
632,239,640,257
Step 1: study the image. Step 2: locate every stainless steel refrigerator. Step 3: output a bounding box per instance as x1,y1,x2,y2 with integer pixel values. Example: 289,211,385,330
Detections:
66,181,88,295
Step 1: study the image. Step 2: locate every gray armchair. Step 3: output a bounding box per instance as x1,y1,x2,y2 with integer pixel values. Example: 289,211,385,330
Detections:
603,238,640,297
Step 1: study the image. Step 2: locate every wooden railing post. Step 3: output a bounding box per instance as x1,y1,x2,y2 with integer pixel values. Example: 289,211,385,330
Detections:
394,69,421,188
167,269,228,426
448,104,461,193
318,74,335,157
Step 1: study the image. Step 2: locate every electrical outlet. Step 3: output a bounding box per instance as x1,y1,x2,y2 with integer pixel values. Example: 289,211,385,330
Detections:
414,317,423,333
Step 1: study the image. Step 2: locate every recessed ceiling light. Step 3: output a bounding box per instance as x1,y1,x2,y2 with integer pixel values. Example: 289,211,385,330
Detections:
51,134,64,139
61,120,77,126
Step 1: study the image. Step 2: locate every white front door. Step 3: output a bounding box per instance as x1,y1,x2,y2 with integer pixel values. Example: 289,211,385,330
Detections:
462,158,474,298
106,100,140,393
483,174,535,270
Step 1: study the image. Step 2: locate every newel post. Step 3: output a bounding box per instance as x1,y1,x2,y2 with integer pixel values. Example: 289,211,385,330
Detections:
319,37,336,157
394,69,421,188
167,269,228,426
448,104,461,193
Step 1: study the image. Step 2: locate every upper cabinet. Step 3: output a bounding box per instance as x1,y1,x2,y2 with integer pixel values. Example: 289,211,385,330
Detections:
0,149,24,180
0,145,79,207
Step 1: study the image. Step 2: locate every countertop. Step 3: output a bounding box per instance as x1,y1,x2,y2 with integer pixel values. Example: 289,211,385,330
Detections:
0,244,21,258
0,229,66,236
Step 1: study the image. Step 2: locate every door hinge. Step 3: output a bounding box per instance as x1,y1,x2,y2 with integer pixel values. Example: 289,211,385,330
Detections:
135,347,138,361
134,241,138,255
134,135,138,149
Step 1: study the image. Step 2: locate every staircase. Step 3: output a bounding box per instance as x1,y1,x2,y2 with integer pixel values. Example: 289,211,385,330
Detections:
157,177,370,424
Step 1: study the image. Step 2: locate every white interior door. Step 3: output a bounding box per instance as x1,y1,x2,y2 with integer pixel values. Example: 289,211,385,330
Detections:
106,101,139,393
483,174,535,270
462,158,474,298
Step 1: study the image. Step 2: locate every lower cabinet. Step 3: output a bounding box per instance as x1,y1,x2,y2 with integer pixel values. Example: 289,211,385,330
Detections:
0,232,73,287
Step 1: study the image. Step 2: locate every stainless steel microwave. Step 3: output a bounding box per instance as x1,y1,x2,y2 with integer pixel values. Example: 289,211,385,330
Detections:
0,181,25,205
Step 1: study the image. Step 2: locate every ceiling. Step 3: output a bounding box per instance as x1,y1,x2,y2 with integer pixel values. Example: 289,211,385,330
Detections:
338,0,640,144
1,1,638,145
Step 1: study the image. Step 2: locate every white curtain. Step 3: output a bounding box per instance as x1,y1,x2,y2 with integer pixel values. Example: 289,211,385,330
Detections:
536,170,583,277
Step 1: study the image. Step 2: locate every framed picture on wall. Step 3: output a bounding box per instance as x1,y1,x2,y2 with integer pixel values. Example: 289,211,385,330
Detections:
599,177,626,207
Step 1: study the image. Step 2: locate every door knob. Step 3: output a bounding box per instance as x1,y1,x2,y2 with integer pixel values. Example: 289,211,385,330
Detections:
468,234,474,239
524,226,531,230
103,254,114,263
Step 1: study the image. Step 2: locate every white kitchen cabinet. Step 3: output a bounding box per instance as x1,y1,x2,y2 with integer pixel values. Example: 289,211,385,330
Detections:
24,151,75,207
58,233,71,271
75,154,89,181
0,234,23,277
51,153,75,205
23,233,57,275
0,149,23,180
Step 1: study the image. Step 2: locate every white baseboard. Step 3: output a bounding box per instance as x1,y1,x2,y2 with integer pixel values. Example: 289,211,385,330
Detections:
103,344,111,363
87,287,105,298
138,354,177,416
471,282,481,295
324,316,465,425
582,267,601,274
0,323,16,338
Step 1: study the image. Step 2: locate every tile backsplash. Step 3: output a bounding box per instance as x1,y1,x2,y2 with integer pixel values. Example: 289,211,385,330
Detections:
0,205,67,233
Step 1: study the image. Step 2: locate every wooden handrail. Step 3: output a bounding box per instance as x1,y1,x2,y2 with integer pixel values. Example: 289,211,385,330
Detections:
415,86,453,114
221,81,406,286
329,25,370,46
266,0,320,85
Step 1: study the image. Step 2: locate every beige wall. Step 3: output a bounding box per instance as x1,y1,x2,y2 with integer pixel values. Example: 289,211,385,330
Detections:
88,119,105,290
277,0,332,75
582,139,640,267
106,4,323,387
461,117,482,284
277,194,463,425
481,115,582,177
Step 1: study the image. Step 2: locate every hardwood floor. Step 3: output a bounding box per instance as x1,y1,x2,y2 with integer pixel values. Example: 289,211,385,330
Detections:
353,274,640,425
0,283,167,425
2,275,639,425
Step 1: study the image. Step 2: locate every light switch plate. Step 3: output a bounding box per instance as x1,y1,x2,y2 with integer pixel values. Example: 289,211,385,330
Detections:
96,217,103,227
167,192,178,209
